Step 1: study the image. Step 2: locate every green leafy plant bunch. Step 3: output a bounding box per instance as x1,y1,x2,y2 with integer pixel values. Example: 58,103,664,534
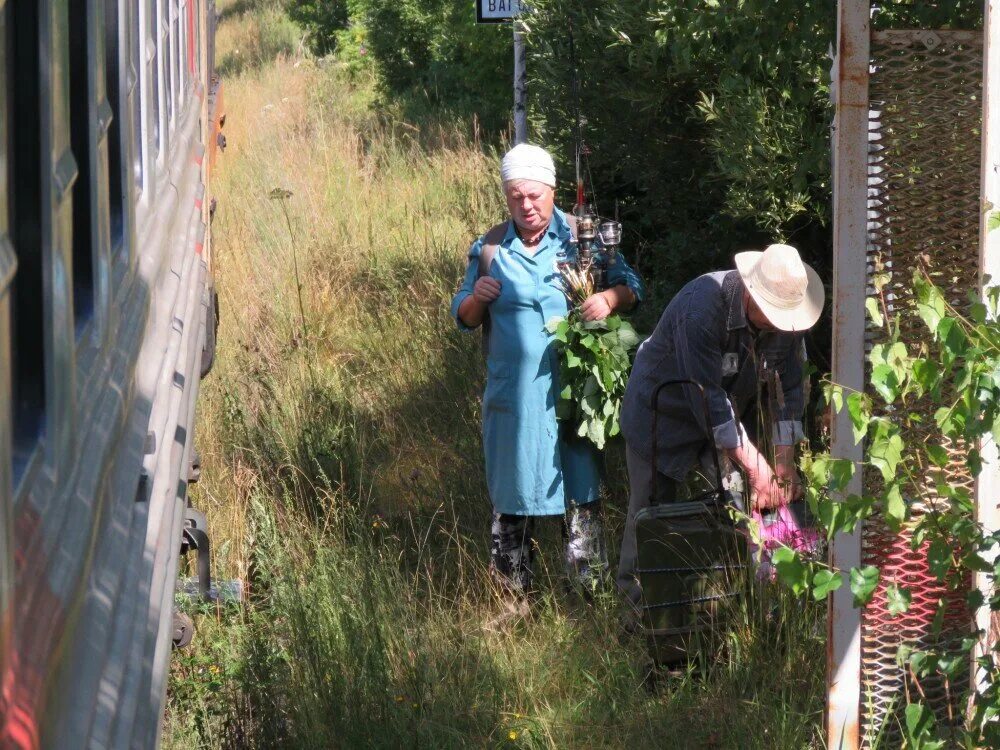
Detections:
769,267,1000,747
544,312,639,450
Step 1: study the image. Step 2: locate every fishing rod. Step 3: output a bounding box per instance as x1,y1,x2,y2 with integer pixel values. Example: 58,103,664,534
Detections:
566,17,621,291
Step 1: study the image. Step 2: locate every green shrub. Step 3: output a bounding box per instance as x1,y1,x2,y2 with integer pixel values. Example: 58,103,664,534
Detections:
524,0,836,298
286,0,350,55
346,0,513,130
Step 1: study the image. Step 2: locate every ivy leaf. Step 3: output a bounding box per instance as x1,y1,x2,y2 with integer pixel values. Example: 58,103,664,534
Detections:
847,392,868,444
988,210,1000,233
884,484,907,530
849,566,879,606
811,569,843,601
925,444,948,468
934,406,956,436
908,649,936,677
887,584,912,617
937,317,967,356
871,364,900,403
865,297,884,328
969,448,983,477
911,359,940,395
903,703,944,750
827,459,855,493
772,547,809,595
926,538,951,581
869,424,904,482
915,276,946,333
823,383,843,413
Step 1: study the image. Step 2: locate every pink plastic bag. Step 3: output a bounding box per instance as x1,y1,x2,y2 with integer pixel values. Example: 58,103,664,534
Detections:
748,502,821,577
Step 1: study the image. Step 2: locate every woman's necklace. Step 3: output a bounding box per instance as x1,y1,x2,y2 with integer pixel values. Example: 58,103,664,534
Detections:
518,229,545,247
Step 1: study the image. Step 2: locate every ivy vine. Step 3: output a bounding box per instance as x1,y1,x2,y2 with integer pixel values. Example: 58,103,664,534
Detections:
778,266,1000,747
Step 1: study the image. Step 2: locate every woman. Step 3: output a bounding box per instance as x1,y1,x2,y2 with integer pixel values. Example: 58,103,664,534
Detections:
451,143,645,599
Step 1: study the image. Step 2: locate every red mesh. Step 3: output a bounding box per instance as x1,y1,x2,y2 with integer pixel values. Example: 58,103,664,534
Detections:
860,521,970,742
857,28,982,747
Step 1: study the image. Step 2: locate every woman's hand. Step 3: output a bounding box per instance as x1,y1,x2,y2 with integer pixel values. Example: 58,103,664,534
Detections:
580,292,613,322
473,277,502,305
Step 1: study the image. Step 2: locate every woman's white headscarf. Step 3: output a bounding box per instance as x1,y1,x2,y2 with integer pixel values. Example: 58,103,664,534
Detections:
500,143,556,188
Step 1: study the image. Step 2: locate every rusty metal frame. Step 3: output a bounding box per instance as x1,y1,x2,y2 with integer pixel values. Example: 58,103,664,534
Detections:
830,1,1000,744
828,2,870,748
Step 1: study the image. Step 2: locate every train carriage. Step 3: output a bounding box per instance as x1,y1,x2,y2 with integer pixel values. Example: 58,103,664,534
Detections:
0,0,224,746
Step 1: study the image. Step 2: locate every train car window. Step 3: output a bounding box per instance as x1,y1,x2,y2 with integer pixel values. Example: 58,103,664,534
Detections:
132,0,143,198
8,0,48,478
172,0,180,113
105,0,127,254
150,1,160,168
154,0,166,160
164,0,173,134
69,0,97,328
179,0,186,95
195,0,201,73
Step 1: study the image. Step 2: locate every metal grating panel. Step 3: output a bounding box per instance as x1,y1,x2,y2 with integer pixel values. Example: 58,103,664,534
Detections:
861,29,982,746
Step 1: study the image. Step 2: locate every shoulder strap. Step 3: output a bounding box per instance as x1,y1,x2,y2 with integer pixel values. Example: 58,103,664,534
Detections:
477,222,509,277
564,213,577,240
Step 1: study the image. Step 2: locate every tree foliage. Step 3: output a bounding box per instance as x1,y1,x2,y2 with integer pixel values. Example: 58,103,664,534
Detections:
287,0,983,299
315,0,513,127
286,0,350,55
525,0,836,296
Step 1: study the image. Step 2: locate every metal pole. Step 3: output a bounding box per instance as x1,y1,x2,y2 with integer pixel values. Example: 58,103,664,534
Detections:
828,1,870,748
513,17,527,144
975,0,1000,688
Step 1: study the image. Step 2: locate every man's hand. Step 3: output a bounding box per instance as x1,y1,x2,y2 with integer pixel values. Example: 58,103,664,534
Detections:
773,444,804,504
749,470,797,511
728,437,799,511
580,292,613,322
473,277,502,305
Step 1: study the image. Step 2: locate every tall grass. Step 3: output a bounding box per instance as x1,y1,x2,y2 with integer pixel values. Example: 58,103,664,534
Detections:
164,3,827,747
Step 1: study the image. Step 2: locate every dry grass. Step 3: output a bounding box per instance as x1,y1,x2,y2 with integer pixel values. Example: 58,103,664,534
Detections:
163,3,826,748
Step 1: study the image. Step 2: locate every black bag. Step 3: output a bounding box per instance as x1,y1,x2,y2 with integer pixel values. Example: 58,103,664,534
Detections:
633,379,745,666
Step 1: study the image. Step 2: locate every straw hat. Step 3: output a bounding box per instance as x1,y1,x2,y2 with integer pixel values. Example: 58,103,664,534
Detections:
734,244,824,332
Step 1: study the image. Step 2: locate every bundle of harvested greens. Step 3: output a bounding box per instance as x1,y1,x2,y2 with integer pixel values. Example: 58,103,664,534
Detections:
558,264,595,306
545,313,640,449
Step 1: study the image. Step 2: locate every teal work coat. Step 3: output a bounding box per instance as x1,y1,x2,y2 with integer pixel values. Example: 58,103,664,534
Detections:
451,208,645,516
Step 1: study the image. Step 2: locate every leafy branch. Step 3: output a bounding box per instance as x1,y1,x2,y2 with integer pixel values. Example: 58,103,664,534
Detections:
773,268,1000,746
545,313,640,449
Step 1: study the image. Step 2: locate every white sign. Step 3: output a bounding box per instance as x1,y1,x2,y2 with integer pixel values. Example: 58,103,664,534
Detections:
476,0,521,23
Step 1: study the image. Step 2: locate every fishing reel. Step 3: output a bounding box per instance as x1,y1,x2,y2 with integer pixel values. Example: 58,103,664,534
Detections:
572,204,621,291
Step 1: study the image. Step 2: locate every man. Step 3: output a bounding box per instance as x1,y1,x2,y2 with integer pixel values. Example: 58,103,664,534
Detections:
451,143,644,599
616,243,823,607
